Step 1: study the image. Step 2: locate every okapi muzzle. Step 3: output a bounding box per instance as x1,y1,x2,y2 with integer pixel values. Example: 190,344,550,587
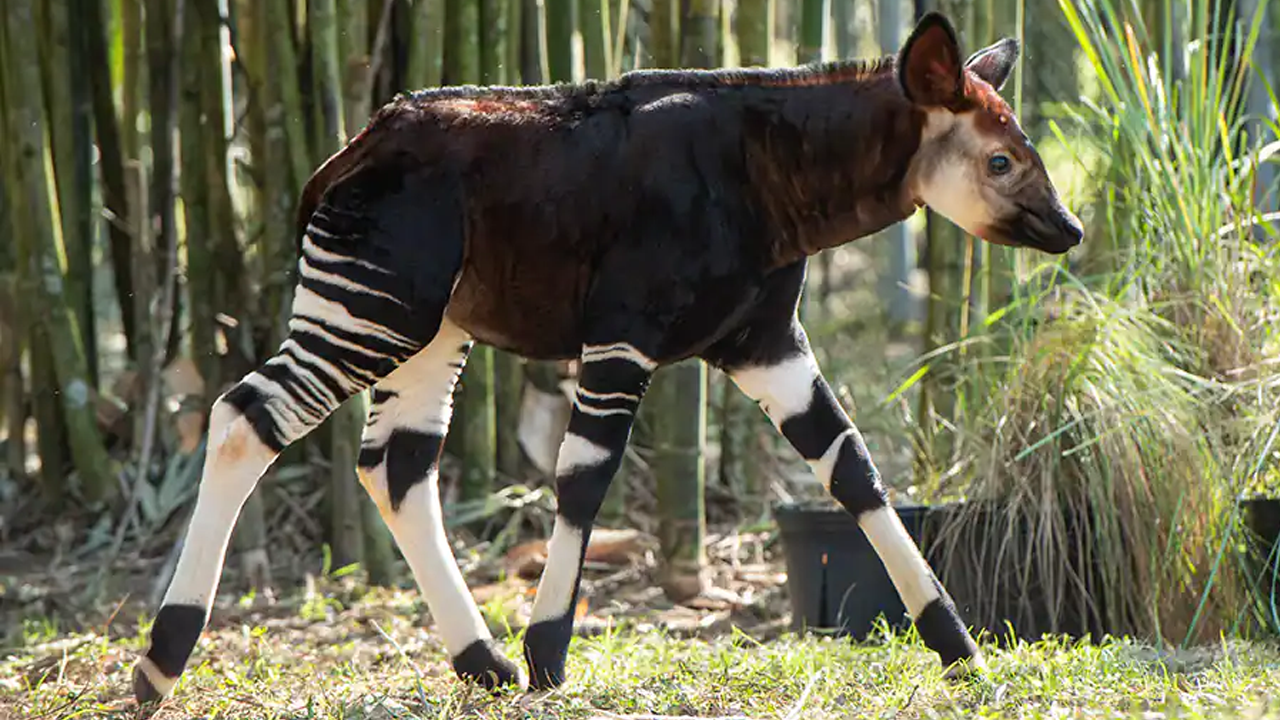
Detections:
900,13,1084,255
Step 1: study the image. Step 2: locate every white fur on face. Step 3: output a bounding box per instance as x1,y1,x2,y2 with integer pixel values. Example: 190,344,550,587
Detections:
912,112,1008,239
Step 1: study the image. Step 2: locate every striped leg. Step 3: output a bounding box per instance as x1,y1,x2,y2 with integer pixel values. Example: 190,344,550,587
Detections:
726,323,983,677
356,321,523,690
133,178,459,704
523,342,655,690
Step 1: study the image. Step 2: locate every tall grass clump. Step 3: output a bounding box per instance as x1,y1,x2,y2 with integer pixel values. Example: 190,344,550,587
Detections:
904,0,1280,646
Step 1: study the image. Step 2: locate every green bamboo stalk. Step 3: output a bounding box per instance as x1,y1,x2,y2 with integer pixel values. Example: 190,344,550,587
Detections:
482,0,510,84
0,21,39,491
39,0,97,387
506,0,524,83
520,0,546,83
0,273,24,483
456,347,497,502
581,0,612,78
77,0,137,362
407,0,448,88
267,0,313,191
312,0,347,149
545,0,576,80
180,1,215,392
736,0,770,67
447,0,483,83
681,0,720,68
798,0,824,63
495,351,525,480
146,0,183,364
329,387,367,569
339,0,370,135
4,0,116,505
652,359,708,601
650,0,678,67
203,0,248,385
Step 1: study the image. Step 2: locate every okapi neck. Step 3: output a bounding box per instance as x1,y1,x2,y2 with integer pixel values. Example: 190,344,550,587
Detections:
740,76,925,266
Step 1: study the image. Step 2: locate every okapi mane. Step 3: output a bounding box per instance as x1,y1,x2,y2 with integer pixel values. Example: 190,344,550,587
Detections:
614,57,897,90
384,56,899,112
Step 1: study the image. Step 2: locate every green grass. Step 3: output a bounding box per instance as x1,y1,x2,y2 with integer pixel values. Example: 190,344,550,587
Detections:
4,590,1280,719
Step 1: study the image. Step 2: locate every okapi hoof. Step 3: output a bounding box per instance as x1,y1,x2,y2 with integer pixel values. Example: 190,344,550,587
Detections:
942,652,987,683
132,656,177,707
522,620,570,691
452,639,526,692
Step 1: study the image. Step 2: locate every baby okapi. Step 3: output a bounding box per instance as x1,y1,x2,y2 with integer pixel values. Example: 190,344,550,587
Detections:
133,11,1081,704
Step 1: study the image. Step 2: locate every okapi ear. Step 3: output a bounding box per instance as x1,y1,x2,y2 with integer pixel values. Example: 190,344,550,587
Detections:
898,12,963,107
966,37,1020,91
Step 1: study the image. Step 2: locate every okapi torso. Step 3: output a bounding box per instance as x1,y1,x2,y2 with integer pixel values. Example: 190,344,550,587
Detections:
134,12,1082,705
295,59,925,363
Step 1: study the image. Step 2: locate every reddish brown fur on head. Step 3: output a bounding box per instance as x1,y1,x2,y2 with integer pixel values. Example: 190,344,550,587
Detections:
896,13,1083,254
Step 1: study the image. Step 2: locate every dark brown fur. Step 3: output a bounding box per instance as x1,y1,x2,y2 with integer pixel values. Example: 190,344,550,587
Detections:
296,60,926,360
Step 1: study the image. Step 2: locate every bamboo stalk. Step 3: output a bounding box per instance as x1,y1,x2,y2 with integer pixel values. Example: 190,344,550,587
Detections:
581,0,612,79
77,0,137,361
39,0,97,387
544,0,576,80
406,0,448,88
482,0,511,84
3,0,116,505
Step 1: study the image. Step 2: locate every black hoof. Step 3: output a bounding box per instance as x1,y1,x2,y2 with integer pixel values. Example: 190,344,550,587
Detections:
943,653,987,683
522,619,571,691
452,639,525,692
132,661,173,711
527,664,565,692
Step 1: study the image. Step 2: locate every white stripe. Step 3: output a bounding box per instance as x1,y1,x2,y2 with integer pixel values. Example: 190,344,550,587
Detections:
571,401,634,417
555,432,611,475
280,338,360,397
729,352,820,423
859,506,941,617
302,234,394,275
580,342,658,371
529,522,586,623
576,387,641,404
241,374,317,441
135,656,178,697
299,257,408,306
807,427,857,488
291,285,419,349
266,343,343,408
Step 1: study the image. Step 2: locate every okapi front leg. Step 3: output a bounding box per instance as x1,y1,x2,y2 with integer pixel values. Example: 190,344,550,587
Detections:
523,342,654,690
726,326,983,677
357,321,523,690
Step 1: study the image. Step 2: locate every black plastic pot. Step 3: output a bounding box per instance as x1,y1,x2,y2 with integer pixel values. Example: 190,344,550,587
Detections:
774,502,931,639
774,501,1112,642
1242,497,1280,634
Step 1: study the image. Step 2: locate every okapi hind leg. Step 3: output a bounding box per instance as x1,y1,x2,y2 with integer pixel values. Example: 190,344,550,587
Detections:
133,165,465,706
706,318,984,679
356,321,524,691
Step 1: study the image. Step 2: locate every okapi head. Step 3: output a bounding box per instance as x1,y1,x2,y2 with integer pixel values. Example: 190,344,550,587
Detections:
898,13,1084,254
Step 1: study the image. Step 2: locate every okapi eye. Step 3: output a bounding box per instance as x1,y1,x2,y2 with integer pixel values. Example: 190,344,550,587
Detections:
988,153,1013,176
